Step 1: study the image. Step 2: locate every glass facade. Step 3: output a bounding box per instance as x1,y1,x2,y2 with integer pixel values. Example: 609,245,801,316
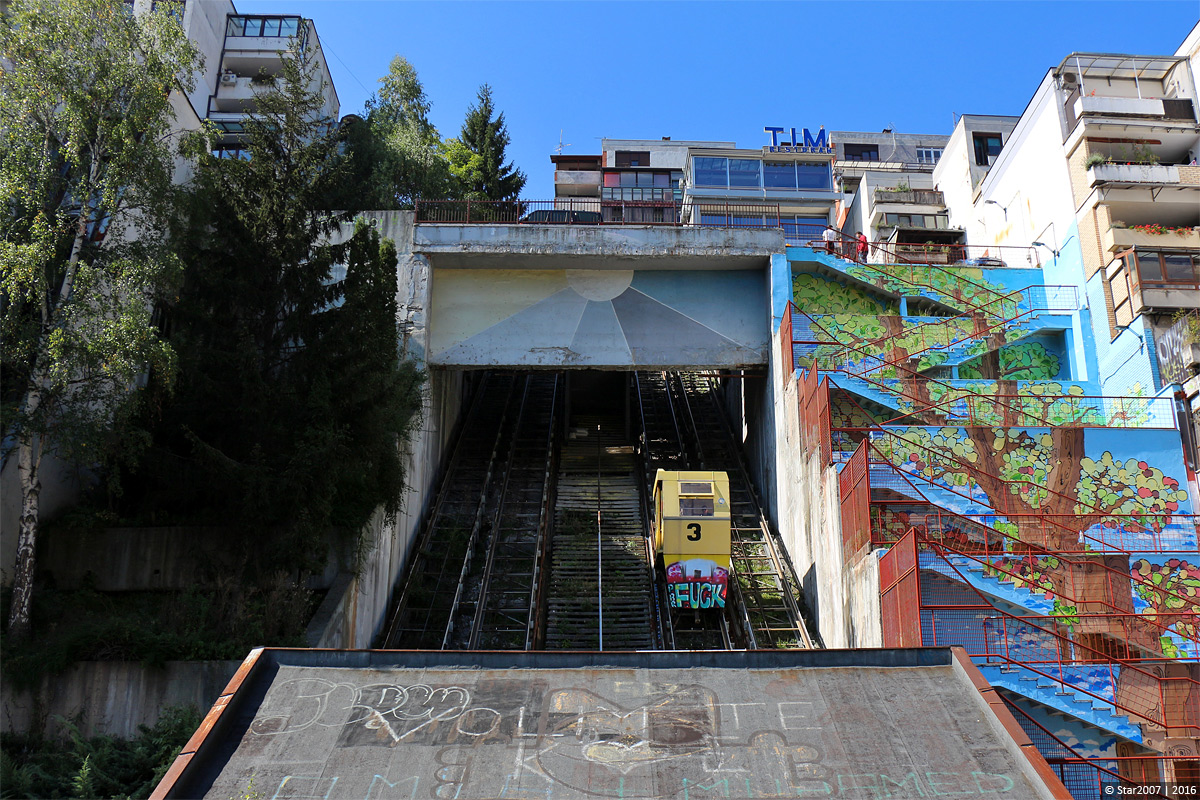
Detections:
692,156,832,191
883,213,950,229
226,15,301,38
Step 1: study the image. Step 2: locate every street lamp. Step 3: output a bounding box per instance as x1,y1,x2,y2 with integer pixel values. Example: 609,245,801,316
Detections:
983,199,1008,220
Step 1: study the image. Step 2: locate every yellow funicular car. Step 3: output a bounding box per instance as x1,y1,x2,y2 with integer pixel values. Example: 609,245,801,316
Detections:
652,470,732,610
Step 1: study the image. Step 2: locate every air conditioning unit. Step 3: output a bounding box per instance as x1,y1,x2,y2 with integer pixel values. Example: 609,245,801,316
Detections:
219,72,238,85
1062,72,1078,87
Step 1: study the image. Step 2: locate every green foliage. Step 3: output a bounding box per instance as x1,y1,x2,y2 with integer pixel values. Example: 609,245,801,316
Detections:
843,263,1016,318
448,84,526,201
0,704,201,799
880,425,1188,524
1,576,313,690
347,55,455,209
119,50,426,571
1084,153,1112,169
1,0,201,636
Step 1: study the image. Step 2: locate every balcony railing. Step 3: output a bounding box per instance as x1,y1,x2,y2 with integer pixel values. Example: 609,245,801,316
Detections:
1090,163,1183,187
872,188,945,206
413,199,783,230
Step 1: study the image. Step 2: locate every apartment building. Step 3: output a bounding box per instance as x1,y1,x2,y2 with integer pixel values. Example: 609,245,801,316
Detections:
831,130,957,259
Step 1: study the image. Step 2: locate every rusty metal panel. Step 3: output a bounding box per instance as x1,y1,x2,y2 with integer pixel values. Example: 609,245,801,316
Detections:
839,440,871,562
880,531,921,648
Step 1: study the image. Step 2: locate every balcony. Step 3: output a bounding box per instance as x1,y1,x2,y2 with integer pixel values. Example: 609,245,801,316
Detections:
212,75,280,114
553,170,601,198
1089,162,1182,187
222,15,307,77
872,188,944,206
1075,95,1196,123
1105,225,1200,254
1112,247,1200,322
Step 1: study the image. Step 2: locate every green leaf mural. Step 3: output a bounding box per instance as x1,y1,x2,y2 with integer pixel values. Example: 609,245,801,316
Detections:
960,342,1062,381
792,273,896,315
1131,558,1200,640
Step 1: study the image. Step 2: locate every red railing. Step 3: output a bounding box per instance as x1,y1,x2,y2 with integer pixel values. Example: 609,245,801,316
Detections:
797,367,831,465
880,530,921,647
791,306,1176,431
915,536,1200,738
861,432,1181,532
920,541,1197,652
869,505,1200,557
1001,696,1196,796
800,231,1045,270
778,306,793,383
839,440,870,561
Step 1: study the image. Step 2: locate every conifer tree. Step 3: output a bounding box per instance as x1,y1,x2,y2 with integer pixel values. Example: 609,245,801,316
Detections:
132,45,423,570
448,84,526,201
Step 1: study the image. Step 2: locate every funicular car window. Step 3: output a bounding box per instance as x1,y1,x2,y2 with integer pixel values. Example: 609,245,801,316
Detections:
679,498,714,516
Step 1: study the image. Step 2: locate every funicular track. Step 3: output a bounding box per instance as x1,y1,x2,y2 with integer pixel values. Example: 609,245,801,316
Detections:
634,371,730,650
637,371,814,650
381,372,559,650
544,416,655,650
455,374,560,650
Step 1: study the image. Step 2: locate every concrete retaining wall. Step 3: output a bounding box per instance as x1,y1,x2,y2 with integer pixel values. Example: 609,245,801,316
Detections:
40,527,246,591
1,660,240,739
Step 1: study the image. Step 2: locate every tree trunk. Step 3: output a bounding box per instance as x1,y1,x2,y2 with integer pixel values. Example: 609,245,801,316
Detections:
7,427,41,640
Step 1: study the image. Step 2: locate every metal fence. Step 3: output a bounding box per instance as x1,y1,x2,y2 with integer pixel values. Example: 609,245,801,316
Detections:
413,199,785,229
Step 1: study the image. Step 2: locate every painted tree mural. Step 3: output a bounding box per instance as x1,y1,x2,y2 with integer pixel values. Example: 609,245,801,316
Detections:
1131,558,1200,641
880,425,1189,654
960,342,1062,381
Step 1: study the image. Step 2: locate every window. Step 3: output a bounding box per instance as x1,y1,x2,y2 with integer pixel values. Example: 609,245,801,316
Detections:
764,161,797,189
214,145,251,160
615,150,650,168
973,134,1003,166
884,213,949,229
694,157,728,187
678,482,715,516
917,147,943,164
679,497,715,516
782,216,828,243
226,15,300,38
843,144,879,161
1134,250,1200,287
1108,258,1133,327
603,173,620,188
796,162,832,190
728,158,761,188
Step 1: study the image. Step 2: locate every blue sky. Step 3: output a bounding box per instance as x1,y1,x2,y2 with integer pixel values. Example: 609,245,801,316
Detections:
234,1,1198,198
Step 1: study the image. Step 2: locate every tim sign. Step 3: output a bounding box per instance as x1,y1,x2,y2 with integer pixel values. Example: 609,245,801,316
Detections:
763,126,832,154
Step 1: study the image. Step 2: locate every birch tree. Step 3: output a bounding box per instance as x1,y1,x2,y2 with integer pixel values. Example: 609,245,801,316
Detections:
0,0,199,637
